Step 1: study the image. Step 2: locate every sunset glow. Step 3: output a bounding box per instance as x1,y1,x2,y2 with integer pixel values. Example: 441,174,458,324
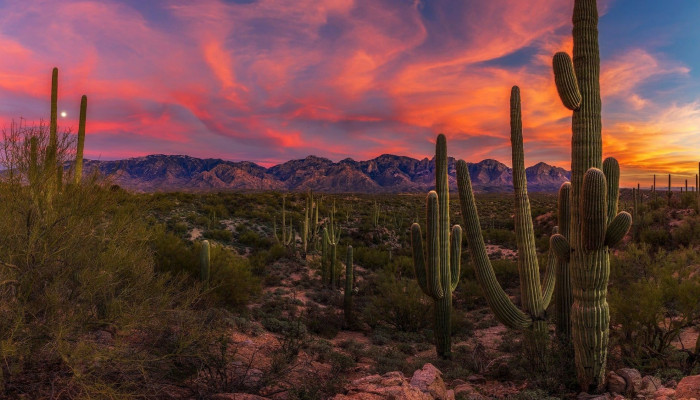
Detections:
1,0,699,187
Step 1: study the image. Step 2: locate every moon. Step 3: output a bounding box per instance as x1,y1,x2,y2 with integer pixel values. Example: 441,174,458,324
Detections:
60,111,67,118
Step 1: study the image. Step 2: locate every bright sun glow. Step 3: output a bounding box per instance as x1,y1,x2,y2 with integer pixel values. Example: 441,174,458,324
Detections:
60,111,67,118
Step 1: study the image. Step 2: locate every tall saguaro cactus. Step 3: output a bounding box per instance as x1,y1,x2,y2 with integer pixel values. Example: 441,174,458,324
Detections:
411,134,461,359
456,87,556,366
549,0,632,391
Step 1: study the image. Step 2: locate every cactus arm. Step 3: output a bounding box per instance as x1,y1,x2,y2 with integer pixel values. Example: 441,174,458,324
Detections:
553,52,582,111
411,223,429,295
450,225,461,291
456,159,531,329
602,158,619,223
426,191,444,299
605,211,631,247
74,95,87,184
551,234,571,261
541,226,558,309
581,168,607,251
510,86,544,317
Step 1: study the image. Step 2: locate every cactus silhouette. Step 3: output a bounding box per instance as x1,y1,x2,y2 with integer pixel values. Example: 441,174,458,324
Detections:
456,87,556,366
411,134,461,359
74,95,87,184
549,0,632,391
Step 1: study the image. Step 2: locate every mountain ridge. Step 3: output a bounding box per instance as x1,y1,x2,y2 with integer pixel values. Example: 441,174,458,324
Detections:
82,154,571,193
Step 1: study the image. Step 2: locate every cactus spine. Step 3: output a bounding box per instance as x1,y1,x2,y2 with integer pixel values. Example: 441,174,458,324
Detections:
411,134,461,359
456,87,556,366
344,245,354,325
550,0,632,391
200,240,210,288
74,95,87,184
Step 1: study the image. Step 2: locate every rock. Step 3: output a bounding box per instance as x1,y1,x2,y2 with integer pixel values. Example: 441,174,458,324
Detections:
466,375,486,384
654,387,676,399
616,368,643,395
410,364,448,400
333,371,432,400
607,371,627,394
453,383,487,399
577,393,611,400
639,375,663,396
676,374,700,399
612,395,625,400
211,395,270,400
446,390,455,400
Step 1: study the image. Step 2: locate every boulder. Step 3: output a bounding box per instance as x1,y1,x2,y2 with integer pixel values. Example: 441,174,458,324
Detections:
639,375,662,396
654,387,676,400
333,371,432,400
410,364,448,400
453,383,486,400
211,395,270,400
577,393,611,400
676,374,700,399
616,368,642,395
606,371,627,394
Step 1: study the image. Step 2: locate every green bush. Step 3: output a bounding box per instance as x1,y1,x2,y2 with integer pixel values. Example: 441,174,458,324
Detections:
363,269,431,332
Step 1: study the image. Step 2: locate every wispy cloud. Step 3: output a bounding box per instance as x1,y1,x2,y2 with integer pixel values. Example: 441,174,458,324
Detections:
0,0,697,186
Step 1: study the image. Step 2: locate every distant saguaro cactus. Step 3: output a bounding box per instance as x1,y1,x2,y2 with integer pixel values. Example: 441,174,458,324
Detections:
411,134,461,359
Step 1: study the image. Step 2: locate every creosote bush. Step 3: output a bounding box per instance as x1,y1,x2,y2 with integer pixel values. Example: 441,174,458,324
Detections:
0,122,229,397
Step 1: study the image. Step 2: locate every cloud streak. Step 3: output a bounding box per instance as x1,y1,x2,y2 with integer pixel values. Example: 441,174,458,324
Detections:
0,0,697,186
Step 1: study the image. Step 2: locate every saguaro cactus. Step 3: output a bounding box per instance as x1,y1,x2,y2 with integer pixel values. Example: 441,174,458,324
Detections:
549,0,632,391
274,195,293,246
456,87,556,366
324,203,341,287
411,134,461,359
200,240,211,289
344,245,354,325
74,95,87,184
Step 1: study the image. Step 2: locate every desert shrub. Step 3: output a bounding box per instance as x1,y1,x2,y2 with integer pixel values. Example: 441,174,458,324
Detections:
353,246,390,270
609,243,700,371
204,228,234,242
363,269,431,332
152,228,259,308
0,121,223,397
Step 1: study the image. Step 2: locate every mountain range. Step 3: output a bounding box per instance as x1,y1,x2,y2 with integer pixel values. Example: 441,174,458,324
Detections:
82,154,571,193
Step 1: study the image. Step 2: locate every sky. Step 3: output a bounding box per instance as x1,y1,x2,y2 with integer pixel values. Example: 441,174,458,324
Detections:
0,0,699,187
